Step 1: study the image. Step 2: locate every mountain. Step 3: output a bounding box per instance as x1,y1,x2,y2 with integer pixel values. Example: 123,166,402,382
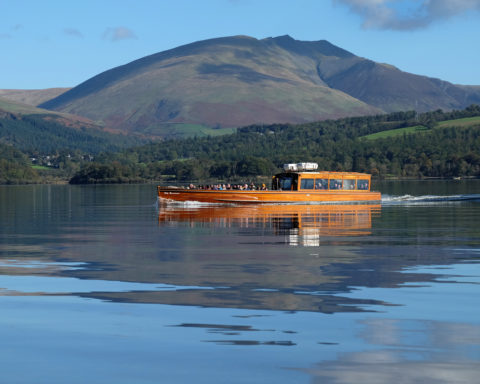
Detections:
40,35,480,138
0,88,70,107
316,59,480,113
39,36,379,137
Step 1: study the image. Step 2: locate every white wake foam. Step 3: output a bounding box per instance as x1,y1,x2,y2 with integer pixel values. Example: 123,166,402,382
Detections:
381,194,480,205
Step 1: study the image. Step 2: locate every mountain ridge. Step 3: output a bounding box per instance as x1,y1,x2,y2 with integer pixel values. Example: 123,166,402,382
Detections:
39,35,480,138
0,88,70,107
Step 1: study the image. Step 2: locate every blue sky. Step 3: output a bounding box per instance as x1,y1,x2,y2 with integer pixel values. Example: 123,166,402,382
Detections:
1,0,480,89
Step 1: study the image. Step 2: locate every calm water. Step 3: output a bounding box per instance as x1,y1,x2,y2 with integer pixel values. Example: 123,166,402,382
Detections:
1,181,480,383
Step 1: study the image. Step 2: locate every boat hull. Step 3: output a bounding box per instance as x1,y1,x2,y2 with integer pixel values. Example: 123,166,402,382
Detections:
157,187,381,204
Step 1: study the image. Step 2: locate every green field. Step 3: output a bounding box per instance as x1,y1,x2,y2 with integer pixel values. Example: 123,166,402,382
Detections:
361,116,480,140
173,124,236,137
437,116,480,128
146,123,236,138
362,125,428,140
31,165,50,170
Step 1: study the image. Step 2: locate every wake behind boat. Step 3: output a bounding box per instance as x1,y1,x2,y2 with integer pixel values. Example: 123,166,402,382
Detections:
157,163,381,204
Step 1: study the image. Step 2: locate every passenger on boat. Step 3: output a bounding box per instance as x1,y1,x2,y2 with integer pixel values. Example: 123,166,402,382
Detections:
316,179,327,190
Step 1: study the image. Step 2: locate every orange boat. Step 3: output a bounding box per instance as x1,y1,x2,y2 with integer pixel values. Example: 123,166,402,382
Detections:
157,163,381,204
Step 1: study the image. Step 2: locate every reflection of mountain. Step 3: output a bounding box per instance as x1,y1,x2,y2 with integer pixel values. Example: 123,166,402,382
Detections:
4,185,479,315
158,204,381,246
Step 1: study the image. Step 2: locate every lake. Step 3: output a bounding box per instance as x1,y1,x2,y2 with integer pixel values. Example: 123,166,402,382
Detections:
1,181,480,383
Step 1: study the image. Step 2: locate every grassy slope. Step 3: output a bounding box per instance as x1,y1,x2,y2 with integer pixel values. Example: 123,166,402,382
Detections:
0,97,100,128
0,88,70,107
0,97,51,114
361,116,480,140
437,116,480,127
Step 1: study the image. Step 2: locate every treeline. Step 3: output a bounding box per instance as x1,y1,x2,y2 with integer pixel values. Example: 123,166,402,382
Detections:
0,142,40,184
0,113,145,154
70,105,480,183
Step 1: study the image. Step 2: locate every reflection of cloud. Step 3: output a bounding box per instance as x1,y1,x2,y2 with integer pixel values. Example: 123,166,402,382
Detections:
359,318,402,346
308,358,480,383
306,318,480,383
63,28,83,38
335,0,480,30
102,26,137,42
360,318,480,349
432,322,480,347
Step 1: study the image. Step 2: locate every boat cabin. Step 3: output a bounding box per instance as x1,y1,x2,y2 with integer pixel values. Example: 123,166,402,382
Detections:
271,163,371,192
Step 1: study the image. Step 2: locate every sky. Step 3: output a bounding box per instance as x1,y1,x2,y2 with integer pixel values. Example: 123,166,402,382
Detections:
1,0,480,89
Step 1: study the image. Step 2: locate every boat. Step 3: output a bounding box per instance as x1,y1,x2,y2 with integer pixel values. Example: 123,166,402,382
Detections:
157,162,381,204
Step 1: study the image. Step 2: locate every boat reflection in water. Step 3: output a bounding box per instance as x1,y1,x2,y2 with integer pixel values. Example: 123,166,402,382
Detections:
158,203,381,246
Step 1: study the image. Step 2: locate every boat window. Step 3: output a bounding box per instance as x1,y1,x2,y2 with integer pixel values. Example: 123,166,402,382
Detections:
300,178,314,189
329,179,342,190
315,179,328,190
279,177,293,190
343,179,355,190
357,179,369,190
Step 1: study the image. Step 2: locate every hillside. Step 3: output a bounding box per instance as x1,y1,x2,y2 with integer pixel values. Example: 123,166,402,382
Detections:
39,35,480,139
0,97,146,154
0,88,70,107
0,96,98,128
39,35,381,137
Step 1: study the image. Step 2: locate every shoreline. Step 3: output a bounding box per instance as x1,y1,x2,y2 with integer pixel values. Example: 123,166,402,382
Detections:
1,176,479,186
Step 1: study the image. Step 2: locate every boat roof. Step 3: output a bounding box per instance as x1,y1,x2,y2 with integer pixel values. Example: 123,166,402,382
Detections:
276,171,371,177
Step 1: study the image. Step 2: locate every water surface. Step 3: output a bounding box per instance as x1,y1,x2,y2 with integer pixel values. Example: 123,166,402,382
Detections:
1,181,479,383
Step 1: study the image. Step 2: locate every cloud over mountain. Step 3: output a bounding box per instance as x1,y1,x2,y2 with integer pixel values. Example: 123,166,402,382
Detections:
102,26,137,42
335,0,480,30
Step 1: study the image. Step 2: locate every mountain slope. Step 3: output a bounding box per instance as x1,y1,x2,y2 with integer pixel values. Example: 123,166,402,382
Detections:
39,36,380,137
316,59,480,112
0,96,98,128
0,88,70,107
40,35,480,138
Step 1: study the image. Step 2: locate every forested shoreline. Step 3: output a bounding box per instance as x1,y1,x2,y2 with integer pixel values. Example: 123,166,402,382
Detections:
1,106,480,184
68,106,480,184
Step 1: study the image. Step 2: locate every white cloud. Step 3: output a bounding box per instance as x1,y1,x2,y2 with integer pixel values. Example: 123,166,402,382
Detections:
334,0,480,30
64,28,83,38
102,27,137,42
